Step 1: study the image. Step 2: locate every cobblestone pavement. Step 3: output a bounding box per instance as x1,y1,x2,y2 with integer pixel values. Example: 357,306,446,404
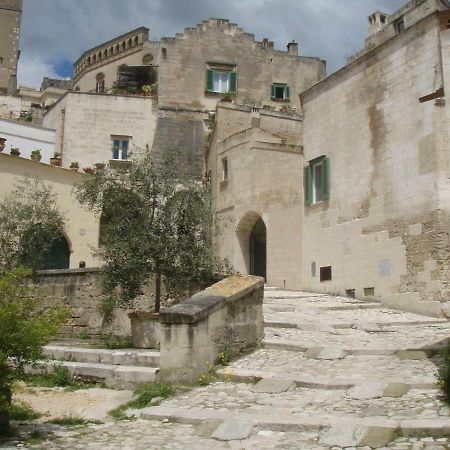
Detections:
4,290,450,449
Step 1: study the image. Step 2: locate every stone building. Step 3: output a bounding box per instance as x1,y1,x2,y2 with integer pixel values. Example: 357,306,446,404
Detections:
45,20,324,174
0,0,21,96
210,0,450,316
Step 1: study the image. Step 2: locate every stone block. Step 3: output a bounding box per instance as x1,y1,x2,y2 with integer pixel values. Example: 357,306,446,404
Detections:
211,419,254,441
251,378,296,394
319,425,395,448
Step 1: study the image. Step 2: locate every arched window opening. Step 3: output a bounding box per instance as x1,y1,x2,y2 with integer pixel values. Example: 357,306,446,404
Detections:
96,72,105,93
134,36,139,46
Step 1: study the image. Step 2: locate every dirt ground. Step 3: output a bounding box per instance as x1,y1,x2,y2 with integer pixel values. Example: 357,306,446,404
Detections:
13,384,133,422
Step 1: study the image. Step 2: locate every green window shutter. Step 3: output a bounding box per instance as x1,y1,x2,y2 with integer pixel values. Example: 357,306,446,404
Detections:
229,71,237,93
271,84,276,99
285,86,290,99
322,157,330,200
304,165,313,205
206,69,213,92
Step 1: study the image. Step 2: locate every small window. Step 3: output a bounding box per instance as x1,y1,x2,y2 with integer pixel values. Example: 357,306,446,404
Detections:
380,15,387,24
364,287,375,297
346,289,356,299
222,157,229,180
271,83,290,100
304,156,330,205
394,18,405,34
206,67,237,94
320,266,332,282
112,138,129,160
0,57,3,68
95,73,105,93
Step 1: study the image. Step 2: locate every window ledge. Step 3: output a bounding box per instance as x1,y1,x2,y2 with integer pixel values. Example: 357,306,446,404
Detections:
220,178,229,187
270,98,291,103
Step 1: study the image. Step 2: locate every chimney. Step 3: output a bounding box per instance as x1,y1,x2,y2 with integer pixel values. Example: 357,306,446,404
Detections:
287,40,298,56
368,11,388,36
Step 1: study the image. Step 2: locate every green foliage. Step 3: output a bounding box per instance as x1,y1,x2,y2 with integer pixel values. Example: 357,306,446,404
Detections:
438,342,450,403
50,416,101,426
99,334,132,350
108,382,174,419
9,402,41,421
76,150,226,312
53,366,72,387
23,371,102,391
0,269,68,435
0,179,66,274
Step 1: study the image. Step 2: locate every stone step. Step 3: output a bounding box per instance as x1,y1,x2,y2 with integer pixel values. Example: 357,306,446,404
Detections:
135,405,450,447
216,367,438,390
31,360,159,389
44,345,160,367
225,349,440,388
264,319,448,330
263,323,450,354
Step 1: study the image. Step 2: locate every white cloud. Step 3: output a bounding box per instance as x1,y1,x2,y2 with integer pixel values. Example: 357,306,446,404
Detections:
17,55,60,89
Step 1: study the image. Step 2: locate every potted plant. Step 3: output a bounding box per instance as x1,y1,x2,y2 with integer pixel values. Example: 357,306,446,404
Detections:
10,147,20,157
220,92,234,103
50,152,62,167
95,162,106,173
70,161,79,171
83,167,95,174
30,149,42,162
0,138,6,152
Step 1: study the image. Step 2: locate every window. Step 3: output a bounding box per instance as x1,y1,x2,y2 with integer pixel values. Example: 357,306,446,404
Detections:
222,157,228,180
112,138,129,160
95,73,105,93
206,67,237,94
271,83,290,100
304,156,330,205
320,266,332,282
394,18,405,34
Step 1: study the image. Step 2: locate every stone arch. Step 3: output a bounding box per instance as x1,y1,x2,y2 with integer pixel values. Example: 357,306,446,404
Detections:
142,53,154,65
41,233,71,270
237,211,267,279
134,36,139,46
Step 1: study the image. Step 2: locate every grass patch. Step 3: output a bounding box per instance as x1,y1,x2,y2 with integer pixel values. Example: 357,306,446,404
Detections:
23,367,103,391
438,342,450,404
9,402,41,421
108,382,175,420
50,416,102,426
26,430,45,445
98,334,132,350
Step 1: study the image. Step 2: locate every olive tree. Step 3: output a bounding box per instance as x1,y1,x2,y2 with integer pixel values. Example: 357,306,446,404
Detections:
0,179,66,274
76,152,225,312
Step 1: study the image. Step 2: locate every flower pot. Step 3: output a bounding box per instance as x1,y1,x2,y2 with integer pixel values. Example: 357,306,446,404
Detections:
83,167,95,174
95,163,106,173
31,154,42,162
128,312,160,349
50,157,62,167
0,139,6,152
10,150,20,157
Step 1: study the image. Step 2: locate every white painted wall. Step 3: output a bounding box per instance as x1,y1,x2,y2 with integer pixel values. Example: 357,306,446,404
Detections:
0,118,55,163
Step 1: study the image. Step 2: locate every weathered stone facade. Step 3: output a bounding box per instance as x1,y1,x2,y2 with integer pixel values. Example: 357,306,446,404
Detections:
0,0,21,96
210,0,450,316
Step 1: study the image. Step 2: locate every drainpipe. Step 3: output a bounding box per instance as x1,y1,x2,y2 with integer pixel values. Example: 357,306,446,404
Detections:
60,108,66,160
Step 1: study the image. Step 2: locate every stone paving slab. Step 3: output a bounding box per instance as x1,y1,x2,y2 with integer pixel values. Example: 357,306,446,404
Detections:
264,323,450,352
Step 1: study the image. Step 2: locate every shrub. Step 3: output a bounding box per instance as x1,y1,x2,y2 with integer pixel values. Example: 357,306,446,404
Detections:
438,342,450,403
0,269,68,435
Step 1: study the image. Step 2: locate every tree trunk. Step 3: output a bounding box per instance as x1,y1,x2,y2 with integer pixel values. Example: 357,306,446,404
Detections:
154,272,161,313
0,384,11,437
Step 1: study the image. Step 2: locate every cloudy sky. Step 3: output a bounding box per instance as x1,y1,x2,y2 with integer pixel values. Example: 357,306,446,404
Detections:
18,0,406,89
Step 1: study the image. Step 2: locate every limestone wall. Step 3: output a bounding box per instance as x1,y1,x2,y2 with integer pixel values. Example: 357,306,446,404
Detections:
0,153,100,269
29,269,154,338
300,11,450,315
0,117,55,162
207,105,304,289
158,19,325,111
43,92,158,168
159,275,264,385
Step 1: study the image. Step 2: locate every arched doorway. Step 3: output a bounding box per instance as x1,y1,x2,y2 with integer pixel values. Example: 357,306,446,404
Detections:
41,234,70,270
250,218,266,280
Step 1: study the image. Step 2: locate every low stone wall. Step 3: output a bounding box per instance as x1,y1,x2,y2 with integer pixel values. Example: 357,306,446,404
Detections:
159,275,264,385
28,268,154,338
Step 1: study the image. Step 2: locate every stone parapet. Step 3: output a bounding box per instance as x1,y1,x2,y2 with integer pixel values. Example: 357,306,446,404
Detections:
159,275,264,385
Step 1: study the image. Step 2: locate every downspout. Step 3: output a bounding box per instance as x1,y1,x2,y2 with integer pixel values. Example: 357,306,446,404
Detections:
60,108,66,161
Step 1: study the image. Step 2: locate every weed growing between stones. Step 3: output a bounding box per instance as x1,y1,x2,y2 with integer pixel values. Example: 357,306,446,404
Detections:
23,369,104,391
198,362,217,386
99,333,132,350
50,416,102,426
215,350,230,366
438,342,450,403
108,382,175,420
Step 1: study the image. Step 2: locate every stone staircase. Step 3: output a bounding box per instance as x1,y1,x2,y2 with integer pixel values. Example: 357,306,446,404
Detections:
37,341,160,389
34,288,450,448
133,289,450,448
